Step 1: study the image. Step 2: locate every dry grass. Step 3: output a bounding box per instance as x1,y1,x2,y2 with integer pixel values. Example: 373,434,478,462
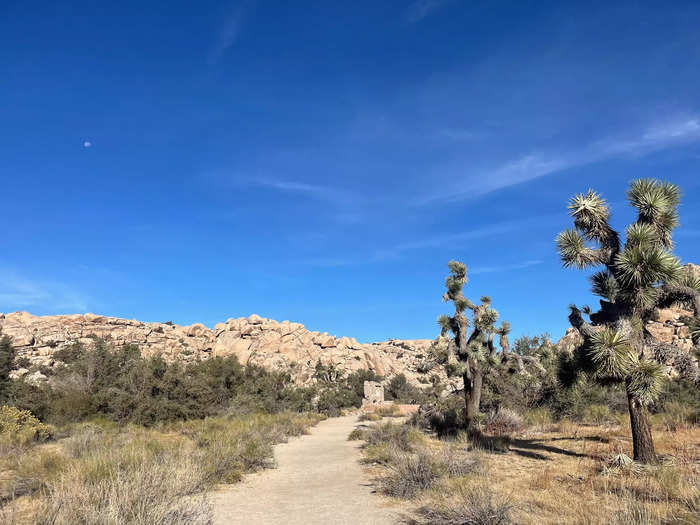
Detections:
353,421,485,500
358,416,699,525
406,479,515,525
0,412,323,524
481,420,699,524
377,405,405,418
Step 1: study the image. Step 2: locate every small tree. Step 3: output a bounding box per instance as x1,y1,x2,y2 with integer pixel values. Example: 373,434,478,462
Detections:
556,179,700,463
431,261,541,432
0,335,16,402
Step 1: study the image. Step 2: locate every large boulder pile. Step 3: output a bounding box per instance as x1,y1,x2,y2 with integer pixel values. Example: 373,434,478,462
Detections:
0,311,434,385
3,265,697,385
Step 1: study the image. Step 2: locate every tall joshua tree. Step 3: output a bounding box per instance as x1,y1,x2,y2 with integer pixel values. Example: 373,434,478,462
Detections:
432,261,541,432
556,179,700,463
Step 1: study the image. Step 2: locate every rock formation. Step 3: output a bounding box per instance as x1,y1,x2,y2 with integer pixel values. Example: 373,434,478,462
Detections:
2,265,697,385
0,311,434,384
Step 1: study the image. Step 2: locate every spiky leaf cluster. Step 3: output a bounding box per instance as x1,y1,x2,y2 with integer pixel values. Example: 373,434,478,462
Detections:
627,360,665,405
589,329,634,379
557,179,700,404
590,270,619,301
431,261,511,376
557,179,683,317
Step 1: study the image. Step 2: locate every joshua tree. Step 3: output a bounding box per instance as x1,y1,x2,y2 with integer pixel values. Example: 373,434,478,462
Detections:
556,179,700,463
431,261,541,432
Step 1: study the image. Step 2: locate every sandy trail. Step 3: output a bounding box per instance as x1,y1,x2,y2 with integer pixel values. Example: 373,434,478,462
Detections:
212,414,399,525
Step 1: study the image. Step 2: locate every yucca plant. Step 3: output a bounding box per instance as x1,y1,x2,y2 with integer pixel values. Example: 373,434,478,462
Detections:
430,261,541,433
556,179,700,463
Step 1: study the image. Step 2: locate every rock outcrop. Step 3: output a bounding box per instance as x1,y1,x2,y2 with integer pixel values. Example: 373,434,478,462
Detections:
0,311,434,384
3,263,697,385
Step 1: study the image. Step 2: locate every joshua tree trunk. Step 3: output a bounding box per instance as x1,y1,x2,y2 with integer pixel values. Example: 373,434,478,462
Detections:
463,369,483,433
626,384,656,463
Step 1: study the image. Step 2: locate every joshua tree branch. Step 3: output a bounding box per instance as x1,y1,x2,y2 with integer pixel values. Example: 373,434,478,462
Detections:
649,341,700,385
568,306,598,339
487,333,498,358
657,285,700,316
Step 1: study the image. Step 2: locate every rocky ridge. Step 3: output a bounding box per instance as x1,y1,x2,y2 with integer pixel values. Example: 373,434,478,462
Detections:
2,264,697,385
0,311,434,384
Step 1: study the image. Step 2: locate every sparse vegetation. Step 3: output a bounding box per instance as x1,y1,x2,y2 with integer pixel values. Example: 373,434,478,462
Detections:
406,484,515,525
1,412,324,524
355,413,698,524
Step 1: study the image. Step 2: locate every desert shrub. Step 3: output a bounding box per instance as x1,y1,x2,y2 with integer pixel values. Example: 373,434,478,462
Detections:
13,356,31,369
385,374,424,404
583,404,613,425
6,339,334,425
379,449,442,498
4,411,321,524
358,412,382,422
433,445,484,478
4,379,52,422
0,335,15,402
656,401,698,431
348,428,365,440
315,385,358,417
483,408,524,436
345,369,384,399
173,412,322,484
608,500,670,525
523,407,553,430
407,485,515,525
377,405,403,417
0,406,53,446
413,395,466,437
362,442,404,465
363,422,422,451
35,438,212,525
52,342,85,364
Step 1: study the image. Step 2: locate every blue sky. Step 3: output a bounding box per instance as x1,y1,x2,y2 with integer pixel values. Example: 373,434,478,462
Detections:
2,1,700,343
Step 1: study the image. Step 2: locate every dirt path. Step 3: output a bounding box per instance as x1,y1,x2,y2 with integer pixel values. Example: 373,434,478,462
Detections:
212,414,400,525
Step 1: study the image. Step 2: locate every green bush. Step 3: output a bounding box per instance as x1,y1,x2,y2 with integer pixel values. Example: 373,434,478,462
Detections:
0,335,15,402
582,404,613,425
524,407,553,429
0,405,53,445
6,339,342,426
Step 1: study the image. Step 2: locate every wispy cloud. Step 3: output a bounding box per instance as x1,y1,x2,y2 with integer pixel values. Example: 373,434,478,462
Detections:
470,259,544,275
372,219,531,261
300,257,355,268
207,4,251,65
299,216,555,267
404,0,452,23
421,116,700,204
0,267,89,313
253,178,352,203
